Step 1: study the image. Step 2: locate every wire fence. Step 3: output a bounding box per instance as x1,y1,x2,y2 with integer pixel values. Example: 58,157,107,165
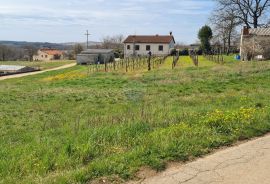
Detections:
172,53,180,69
204,54,224,64
190,52,199,67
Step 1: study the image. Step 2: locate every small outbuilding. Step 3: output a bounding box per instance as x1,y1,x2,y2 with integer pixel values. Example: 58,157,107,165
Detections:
76,49,115,65
0,65,38,76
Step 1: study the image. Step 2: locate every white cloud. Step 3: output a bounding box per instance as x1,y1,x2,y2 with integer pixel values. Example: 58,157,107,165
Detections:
0,0,214,43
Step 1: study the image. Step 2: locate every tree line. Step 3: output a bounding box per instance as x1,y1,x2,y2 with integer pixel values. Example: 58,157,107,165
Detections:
0,45,38,61
61,35,125,60
0,34,125,61
198,0,270,55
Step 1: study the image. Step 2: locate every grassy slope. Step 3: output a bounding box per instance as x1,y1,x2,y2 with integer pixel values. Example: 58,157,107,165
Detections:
0,57,270,183
0,60,75,70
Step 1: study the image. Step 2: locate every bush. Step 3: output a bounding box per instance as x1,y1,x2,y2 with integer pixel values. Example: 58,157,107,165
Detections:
170,49,177,56
179,48,189,56
196,49,203,55
114,49,124,59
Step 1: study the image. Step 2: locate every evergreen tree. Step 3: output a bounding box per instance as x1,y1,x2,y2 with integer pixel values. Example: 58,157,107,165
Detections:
198,25,213,53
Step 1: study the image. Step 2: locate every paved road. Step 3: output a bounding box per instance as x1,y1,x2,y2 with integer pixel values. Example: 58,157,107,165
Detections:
0,63,76,81
129,135,270,184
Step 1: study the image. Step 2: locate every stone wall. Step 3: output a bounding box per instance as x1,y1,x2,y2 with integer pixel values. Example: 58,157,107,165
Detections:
77,54,98,65
240,35,270,60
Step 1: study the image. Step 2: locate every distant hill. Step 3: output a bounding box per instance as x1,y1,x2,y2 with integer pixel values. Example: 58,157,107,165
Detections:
0,41,102,50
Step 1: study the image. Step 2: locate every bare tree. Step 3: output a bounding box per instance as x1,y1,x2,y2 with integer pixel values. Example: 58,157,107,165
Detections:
101,35,124,49
73,44,84,59
260,40,270,59
210,8,240,54
101,35,124,58
0,45,10,61
0,45,28,61
216,0,270,28
24,45,38,61
240,36,270,60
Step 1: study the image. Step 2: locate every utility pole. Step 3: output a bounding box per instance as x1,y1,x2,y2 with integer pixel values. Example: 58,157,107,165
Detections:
85,30,91,49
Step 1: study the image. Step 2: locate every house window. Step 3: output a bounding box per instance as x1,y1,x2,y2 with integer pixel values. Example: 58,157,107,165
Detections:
127,45,130,50
146,45,151,51
45,55,48,58
159,45,164,51
135,45,140,51
41,55,43,58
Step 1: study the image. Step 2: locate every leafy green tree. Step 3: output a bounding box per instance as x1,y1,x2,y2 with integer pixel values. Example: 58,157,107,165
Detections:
198,25,213,53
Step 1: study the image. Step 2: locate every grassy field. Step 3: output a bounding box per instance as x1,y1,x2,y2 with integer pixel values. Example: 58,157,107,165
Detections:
0,60,75,70
1,56,270,183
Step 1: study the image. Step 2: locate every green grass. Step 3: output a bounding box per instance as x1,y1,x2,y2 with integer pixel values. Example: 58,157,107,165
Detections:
1,56,270,183
223,54,237,63
0,60,75,70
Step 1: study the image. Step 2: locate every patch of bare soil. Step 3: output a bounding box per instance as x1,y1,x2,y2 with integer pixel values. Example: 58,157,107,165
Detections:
90,176,124,184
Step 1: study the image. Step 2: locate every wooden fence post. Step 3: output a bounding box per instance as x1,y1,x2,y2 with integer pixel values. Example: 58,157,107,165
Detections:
113,60,116,71
126,58,128,72
148,56,151,71
105,61,107,72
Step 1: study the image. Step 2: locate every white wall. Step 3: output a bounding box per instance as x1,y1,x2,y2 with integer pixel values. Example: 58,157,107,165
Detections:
124,40,174,57
33,50,54,61
33,50,64,61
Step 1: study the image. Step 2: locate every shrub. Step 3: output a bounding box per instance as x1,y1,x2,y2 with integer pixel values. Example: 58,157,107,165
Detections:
179,48,189,56
170,49,177,56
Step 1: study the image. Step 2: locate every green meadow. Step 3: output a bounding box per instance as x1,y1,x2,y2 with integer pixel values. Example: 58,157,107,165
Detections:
0,56,270,183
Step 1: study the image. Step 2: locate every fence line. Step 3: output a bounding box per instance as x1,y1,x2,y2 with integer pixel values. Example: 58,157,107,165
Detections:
172,54,180,69
190,52,199,67
204,54,224,64
87,56,167,74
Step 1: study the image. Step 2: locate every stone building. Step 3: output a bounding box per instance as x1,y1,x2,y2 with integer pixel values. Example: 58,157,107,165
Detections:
123,33,175,58
240,27,270,61
33,49,64,61
76,49,115,65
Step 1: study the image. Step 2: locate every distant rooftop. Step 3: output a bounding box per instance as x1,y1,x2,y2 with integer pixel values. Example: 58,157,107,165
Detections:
80,49,114,54
250,28,270,36
40,49,63,55
244,27,270,36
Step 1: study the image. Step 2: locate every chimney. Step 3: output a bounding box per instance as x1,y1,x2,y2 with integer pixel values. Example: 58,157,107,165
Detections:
170,31,172,36
242,26,249,35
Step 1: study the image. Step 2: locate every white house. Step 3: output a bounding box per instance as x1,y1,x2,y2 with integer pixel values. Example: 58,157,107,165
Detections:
123,33,175,58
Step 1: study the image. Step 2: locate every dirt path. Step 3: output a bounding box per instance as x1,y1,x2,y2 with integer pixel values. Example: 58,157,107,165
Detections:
0,63,76,81
129,135,270,184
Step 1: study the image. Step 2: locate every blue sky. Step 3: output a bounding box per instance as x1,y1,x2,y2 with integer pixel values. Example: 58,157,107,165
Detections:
0,0,215,44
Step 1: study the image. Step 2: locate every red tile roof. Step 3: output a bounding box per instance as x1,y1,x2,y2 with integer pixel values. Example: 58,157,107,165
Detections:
123,35,175,44
40,49,63,55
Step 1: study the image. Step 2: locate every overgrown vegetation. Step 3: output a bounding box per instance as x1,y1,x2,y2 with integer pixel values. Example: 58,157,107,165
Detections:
1,56,270,183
